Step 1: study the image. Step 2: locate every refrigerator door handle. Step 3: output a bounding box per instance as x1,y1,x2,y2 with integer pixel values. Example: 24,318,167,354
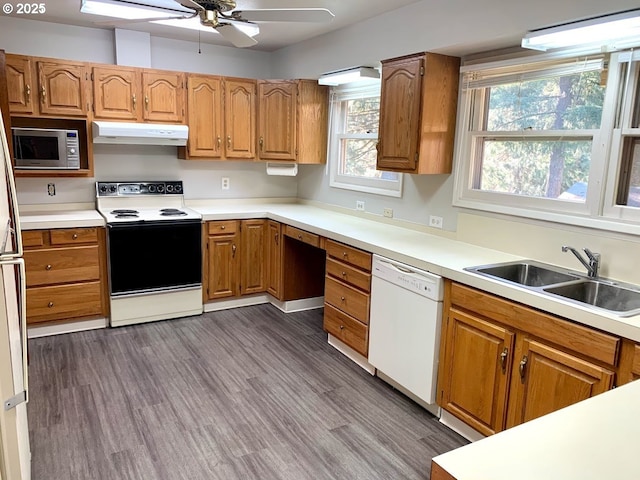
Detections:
2,258,27,410
0,109,22,259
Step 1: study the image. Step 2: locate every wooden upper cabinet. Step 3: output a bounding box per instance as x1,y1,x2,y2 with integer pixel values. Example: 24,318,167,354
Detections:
506,338,614,428
257,80,297,161
377,52,460,174
187,75,224,158
225,78,256,159
37,60,89,117
6,54,35,114
142,70,185,123
92,65,140,121
257,79,328,163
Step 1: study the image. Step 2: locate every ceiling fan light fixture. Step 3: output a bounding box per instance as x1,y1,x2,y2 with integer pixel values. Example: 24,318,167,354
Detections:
522,9,640,51
318,67,380,86
80,0,192,20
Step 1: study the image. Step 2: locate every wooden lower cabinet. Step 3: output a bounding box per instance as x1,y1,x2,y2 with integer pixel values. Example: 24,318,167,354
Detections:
266,220,283,300
205,219,267,301
438,281,619,435
23,227,108,325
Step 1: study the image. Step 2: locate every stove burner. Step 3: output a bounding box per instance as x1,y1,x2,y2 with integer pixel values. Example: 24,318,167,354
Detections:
111,209,139,215
160,208,187,217
115,213,139,219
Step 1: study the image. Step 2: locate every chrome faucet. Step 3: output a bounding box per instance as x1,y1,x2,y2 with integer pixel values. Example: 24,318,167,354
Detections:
561,246,600,278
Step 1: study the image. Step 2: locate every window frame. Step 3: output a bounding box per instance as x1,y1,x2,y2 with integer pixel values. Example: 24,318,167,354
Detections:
453,48,640,235
327,83,403,198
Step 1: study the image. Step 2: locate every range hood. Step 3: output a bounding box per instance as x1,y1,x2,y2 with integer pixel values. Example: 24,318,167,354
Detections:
92,121,189,146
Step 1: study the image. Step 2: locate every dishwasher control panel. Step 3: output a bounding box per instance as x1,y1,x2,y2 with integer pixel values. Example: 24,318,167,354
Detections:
371,255,443,301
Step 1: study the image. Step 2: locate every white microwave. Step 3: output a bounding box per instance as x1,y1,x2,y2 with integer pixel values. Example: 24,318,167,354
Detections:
12,127,80,169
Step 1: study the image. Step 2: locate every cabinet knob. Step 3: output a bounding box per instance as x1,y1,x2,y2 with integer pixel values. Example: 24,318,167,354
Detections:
298,234,303,240
342,271,347,277
343,252,348,257
339,325,344,330
45,264,52,271
25,84,31,103
72,234,78,240
48,302,54,308
40,85,46,102
221,225,225,230
144,95,149,109
340,296,345,302
132,94,137,108
227,135,231,148
259,136,264,151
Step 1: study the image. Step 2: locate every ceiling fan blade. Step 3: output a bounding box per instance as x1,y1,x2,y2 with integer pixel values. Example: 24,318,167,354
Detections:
175,0,202,10
94,13,196,26
217,23,258,48
236,8,335,23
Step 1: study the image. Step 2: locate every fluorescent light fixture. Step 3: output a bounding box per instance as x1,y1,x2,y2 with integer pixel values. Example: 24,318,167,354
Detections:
318,67,380,86
152,17,260,37
80,0,192,20
522,9,640,51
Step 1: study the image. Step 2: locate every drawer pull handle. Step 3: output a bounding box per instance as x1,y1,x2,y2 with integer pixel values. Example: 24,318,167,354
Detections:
221,225,226,230
298,235,302,240
45,264,52,271
343,252,348,258
342,271,347,277
340,296,345,302
519,355,528,379
72,234,78,240
339,325,344,330
48,302,54,308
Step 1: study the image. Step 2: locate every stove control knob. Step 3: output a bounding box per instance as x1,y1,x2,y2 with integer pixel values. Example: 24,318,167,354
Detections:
149,184,156,193
166,184,174,193
99,185,108,193
173,183,182,193
157,184,165,193
109,185,117,193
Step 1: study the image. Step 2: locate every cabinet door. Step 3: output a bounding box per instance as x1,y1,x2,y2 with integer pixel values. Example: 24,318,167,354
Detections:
439,308,515,436
240,219,267,295
507,338,614,428
633,344,640,380
93,65,140,120
142,70,185,123
187,75,223,158
377,54,423,171
257,80,297,161
6,54,35,114
225,78,256,159
207,234,238,300
266,220,283,299
37,60,89,117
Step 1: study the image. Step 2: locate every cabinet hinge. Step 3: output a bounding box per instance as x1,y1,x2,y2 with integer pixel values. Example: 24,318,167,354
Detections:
420,65,425,76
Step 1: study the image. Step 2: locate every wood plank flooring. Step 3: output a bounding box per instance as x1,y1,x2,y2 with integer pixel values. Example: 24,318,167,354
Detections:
27,304,467,479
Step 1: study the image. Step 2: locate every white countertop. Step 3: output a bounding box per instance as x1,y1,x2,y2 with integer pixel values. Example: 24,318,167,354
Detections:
17,200,640,341
433,379,640,480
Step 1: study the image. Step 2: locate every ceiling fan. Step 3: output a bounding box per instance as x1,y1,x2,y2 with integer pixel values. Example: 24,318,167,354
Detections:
92,0,335,48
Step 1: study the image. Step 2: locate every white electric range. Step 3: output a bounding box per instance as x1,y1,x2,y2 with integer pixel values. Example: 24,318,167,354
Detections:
96,181,203,327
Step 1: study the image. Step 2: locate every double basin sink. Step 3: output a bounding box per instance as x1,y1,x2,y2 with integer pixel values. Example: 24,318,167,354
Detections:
465,260,640,317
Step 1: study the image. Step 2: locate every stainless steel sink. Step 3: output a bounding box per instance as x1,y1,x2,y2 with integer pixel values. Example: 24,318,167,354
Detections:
465,260,640,317
544,280,640,316
467,261,579,287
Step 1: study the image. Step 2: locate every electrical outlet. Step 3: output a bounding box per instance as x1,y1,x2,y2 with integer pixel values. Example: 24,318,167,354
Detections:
429,215,443,229
47,183,56,196
221,177,230,190
356,200,365,211
383,208,393,218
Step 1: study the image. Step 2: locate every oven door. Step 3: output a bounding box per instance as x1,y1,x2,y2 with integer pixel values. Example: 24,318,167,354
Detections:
107,220,202,296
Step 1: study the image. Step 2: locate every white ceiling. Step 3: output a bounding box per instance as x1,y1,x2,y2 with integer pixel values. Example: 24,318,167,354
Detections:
7,0,425,52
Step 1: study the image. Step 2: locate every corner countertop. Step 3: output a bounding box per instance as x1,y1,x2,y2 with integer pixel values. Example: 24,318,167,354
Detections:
432,379,640,480
16,200,640,341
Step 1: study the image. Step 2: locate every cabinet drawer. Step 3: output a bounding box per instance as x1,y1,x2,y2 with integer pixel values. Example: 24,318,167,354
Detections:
26,281,102,324
50,228,98,245
284,225,320,248
323,303,368,357
24,246,100,287
325,276,370,323
22,230,45,248
208,220,238,236
326,257,371,292
325,239,372,272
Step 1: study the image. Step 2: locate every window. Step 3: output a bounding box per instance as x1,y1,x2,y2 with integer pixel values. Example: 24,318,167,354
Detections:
328,83,403,197
454,48,640,233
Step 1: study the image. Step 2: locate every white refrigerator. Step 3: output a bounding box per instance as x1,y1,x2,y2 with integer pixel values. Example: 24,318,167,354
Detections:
0,106,30,478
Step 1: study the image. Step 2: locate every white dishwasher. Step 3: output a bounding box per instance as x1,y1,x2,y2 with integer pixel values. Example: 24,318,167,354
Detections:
368,254,443,411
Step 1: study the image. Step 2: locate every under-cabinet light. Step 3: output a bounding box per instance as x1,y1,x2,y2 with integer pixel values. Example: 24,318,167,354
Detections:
522,9,640,51
318,67,380,86
80,0,192,20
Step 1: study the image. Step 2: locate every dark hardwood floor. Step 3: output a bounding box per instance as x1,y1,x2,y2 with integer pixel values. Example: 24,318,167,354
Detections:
27,304,467,480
